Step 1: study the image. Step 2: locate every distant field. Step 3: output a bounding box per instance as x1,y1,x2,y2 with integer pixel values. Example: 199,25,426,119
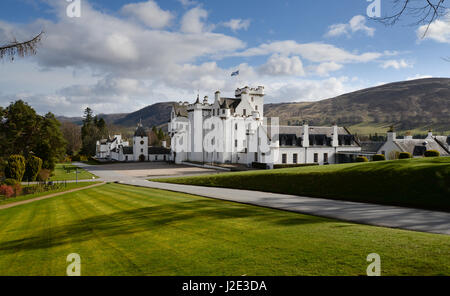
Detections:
0,183,448,276
156,157,450,212
50,163,98,181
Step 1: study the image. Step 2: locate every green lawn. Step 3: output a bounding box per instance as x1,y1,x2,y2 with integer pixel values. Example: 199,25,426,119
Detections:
0,182,101,206
0,183,448,276
155,157,450,212
49,163,98,181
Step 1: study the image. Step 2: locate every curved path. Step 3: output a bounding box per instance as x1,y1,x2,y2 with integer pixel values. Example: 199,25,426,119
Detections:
76,162,450,235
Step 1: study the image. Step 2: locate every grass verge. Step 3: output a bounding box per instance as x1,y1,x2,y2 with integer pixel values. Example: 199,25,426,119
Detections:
0,183,448,275
0,182,100,206
155,157,450,212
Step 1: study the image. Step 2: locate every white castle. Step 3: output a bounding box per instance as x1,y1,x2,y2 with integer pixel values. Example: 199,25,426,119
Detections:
169,86,362,168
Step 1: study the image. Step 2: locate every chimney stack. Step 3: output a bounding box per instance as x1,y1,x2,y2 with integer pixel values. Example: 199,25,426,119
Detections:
332,124,339,147
302,122,309,147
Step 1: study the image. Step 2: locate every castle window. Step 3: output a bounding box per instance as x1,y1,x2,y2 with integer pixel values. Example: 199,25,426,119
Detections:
282,154,287,164
314,153,319,163
235,123,238,130
293,154,298,164
140,141,144,145
251,97,254,102
255,105,258,111
235,140,238,148
243,109,247,116
141,148,143,153
324,153,328,163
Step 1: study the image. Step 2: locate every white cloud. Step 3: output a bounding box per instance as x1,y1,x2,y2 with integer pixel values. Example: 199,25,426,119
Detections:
222,19,251,32
234,40,383,63
326,15,375,38
259,55,305,76
0,0,390,116
178,0,197,7
308,62,343,76
122,1,174,29
381,59,413,70
417,14,450,43
180,7,212,33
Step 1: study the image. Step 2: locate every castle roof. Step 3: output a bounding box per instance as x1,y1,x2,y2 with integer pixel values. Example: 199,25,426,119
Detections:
172,103,188,117
134,123,146,137
219,98,241,113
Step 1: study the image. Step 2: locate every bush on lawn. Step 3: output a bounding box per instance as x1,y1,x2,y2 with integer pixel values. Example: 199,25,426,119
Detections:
372,154,386,161
399,152,412,159
3,178,18,186
25,156,43,182
0,185,14,198
12,183,22,197
37,169,51,182
424,150,440,157
355,156,369,162
4,155,26,182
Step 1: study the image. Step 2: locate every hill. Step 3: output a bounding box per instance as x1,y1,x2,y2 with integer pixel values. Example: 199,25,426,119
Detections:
265,78,450,134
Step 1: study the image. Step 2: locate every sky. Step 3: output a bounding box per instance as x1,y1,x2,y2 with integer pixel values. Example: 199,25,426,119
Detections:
0,0,449,116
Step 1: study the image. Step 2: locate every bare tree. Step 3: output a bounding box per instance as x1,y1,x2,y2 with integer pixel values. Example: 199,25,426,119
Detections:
374,0,447,37
0,31,44,61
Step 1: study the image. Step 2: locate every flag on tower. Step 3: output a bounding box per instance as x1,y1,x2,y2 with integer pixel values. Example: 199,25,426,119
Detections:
231,70,240,77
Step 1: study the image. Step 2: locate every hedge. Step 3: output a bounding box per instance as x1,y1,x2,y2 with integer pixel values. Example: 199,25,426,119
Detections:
273,163,319,169
372,154,386,161
424,150,440,157
355,156,369,162
399,152,412,159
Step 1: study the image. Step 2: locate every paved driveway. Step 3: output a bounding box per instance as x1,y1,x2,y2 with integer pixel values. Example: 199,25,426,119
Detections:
74,162,219,182
76,162,450,235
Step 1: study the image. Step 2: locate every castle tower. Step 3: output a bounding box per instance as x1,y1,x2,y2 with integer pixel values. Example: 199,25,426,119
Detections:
133,120,148,162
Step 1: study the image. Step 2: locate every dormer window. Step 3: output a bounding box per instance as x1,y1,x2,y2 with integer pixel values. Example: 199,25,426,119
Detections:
243,109,247,116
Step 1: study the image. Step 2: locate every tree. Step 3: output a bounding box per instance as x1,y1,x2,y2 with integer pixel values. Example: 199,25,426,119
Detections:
0,31,44,61
0,100,40,158
4,155,26,182
374,1,447,37
33,113,67,170
61,121,82,156
80,108,109,156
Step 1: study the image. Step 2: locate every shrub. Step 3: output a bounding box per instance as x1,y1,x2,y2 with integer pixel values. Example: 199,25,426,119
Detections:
4,155,26,182
3,178,17,186
252,162,269,170
12,183,22,197
399,152,412,159
72,154,81,161
0,185,14,198
372,154,386,161
424,150,440,157
24,156,43,182
355,156,369,162
37,169,51,182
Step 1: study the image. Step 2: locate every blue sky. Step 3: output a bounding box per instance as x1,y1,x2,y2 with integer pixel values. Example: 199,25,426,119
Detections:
0,0,449,116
